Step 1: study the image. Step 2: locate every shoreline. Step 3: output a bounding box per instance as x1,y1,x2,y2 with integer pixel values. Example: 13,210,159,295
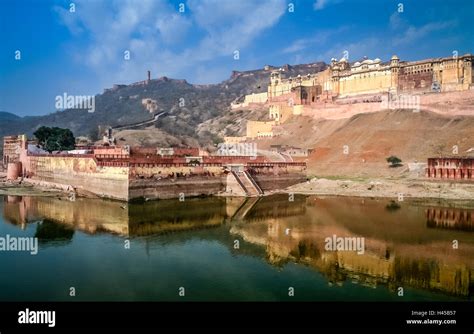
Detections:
1,176,474,204
0,181,65,198
284,177,474,202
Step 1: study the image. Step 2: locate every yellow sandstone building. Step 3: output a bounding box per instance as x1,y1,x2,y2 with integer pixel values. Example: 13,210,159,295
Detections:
239,53,473,140
268,53,473,101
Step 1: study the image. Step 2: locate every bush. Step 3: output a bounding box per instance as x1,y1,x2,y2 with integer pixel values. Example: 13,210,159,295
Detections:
386,155,402,167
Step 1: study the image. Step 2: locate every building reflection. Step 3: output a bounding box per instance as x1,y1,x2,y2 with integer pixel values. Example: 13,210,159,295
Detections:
230,197,474,297
2,194,473,297
426,207,474,231
2,195,229,237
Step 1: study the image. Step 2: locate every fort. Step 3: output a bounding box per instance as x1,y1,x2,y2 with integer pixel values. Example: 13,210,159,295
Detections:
2,135,306,201
267,53,473,102
234,53,474,141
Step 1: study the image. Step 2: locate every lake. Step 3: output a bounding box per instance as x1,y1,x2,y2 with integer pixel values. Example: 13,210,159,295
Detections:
0,194,472,301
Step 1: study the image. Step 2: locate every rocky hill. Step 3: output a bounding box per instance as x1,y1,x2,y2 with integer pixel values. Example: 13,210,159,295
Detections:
0,62,327,146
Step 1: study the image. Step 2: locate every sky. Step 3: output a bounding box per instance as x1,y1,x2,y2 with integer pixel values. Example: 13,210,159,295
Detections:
0,0,473,117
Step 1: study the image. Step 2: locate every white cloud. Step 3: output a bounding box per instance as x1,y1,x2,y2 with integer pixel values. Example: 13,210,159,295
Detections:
186,0,286,61
313,0,341,11
155,14,191,45
389,12,404,30
54,0,286,85
392,20,457,46
313,0,327,10
282,26,349,54
283,39,309,54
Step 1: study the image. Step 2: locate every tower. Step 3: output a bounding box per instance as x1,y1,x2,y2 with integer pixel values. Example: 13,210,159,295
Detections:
270,70,281,86
331,65,340,95
269,70,282,99
390,55,400,93
463,55,473,88
390,55,400,69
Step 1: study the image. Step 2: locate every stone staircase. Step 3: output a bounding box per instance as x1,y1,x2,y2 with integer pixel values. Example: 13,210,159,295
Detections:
231,170,263,197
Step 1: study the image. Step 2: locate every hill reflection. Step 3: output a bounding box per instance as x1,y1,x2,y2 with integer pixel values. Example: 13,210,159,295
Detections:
2,194,473,297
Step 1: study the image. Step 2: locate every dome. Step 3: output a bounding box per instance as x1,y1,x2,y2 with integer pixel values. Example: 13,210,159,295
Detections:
353,62,361,67
391,55,399,60
361,59,374,65
374,58,381,63
340,57,348,62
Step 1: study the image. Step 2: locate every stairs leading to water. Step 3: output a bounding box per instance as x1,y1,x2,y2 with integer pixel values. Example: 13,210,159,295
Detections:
231,170,263,197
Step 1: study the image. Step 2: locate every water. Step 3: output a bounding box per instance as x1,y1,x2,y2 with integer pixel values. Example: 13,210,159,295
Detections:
0,194,472,301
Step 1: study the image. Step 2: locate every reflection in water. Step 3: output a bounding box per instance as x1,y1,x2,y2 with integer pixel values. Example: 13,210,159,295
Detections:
2,195,228,237
426,207,474,231
2,194,474,299
230,196,474,297
34,219,74,245
385,200,401,212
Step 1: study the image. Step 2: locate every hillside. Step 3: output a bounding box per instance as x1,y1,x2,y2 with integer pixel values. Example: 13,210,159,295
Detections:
0,62,327,146
0,112,21,122
257,109,474,178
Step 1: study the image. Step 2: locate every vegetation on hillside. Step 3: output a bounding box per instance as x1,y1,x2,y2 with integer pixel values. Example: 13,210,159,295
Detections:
386,156,403,167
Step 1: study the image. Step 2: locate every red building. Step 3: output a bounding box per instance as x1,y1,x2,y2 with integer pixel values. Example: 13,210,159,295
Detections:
425,157,474,180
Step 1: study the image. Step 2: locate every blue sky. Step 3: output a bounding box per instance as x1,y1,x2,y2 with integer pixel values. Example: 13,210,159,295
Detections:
1,0,473,116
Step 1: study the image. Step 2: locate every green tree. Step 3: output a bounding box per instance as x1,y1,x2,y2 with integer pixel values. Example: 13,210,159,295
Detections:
33,126,76,153
33,126,52,146
386,155,402,167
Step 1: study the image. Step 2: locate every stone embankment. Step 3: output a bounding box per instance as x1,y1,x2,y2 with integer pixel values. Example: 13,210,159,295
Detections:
287,177,474,202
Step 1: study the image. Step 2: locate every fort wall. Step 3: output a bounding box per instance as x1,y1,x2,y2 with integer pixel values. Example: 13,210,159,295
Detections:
243,92,268,105
129,176,225,200
25,155,129,200
5,134,307,201
130,164,224,179
298,89,474,120
338,69,394,97
246,120,275,138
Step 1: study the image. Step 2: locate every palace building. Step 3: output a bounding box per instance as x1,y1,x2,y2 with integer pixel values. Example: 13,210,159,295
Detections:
237,53,474,141
425,157,474,180
268,53,473,103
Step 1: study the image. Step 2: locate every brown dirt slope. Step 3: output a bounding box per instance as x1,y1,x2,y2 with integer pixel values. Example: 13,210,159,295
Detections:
258,109,474,178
